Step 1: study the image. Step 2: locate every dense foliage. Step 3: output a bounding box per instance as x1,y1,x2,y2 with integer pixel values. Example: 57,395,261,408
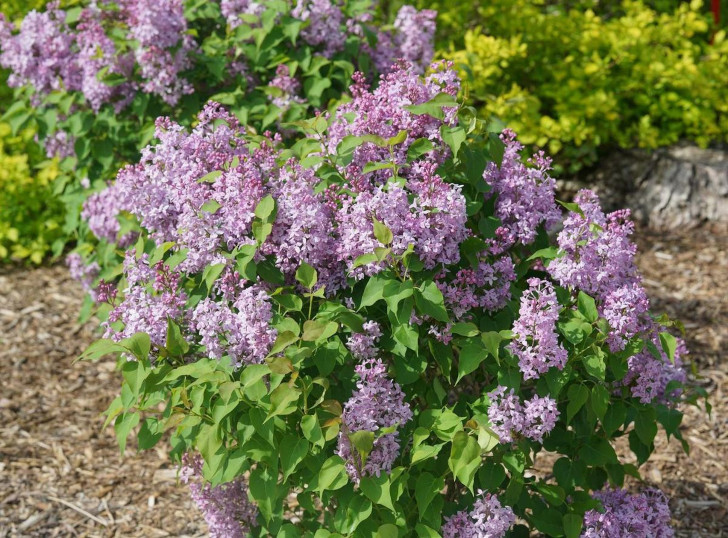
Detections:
421,0,728,172
78,61,703,537
0,0,436,258
0,122,65,263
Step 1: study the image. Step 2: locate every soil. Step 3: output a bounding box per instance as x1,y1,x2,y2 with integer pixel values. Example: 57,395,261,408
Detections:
0,223,726,537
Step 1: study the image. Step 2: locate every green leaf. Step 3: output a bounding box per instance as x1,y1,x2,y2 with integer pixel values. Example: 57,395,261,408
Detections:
349,430,375,460
481,331,503,362
414,280,449,323
302,320,338,342
301,414,324,447
267,383,301,419
451,322,479,337
579,437,618,466
202,263,226,293
448,431,480,492
567,384,589,423
590,384,609,421
415,472,444,521
78,339,127,362
280,435,308,480
114,412,140,455
373,218,393,245
440,125,466,158
166,319,190,357
317,456,348,493
295,262,318,289
360,274,387,308
359,473,395,511
577,291,599,323
583,351,606,380
407,138,434,161
255,194,276,221
200,199,221,214
457,341,487,383
659,332,678,363
635,408,658,445
376,524,399,538
121,332,151,361
563,514,583,538
197,170,222,183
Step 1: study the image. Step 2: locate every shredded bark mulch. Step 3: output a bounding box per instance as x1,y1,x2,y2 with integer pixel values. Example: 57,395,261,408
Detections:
0,223,726,537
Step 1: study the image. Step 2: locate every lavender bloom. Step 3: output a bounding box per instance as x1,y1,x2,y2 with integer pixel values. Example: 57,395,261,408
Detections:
371,6,436,75
582,487,673,537
438,256,516,320
442,490,516,538
625,332,688,404
180,453,258,538
268,65,304,109
509,278,567,380
337,359,412,482
82,183,134,245
191,284,277,367
220,0,265,29
346,321,382,361
124,0,195,105
0,3,80,96
66,253,100,297
483,129,561,253
601,282,650,352
43,130,75,160
104,252,188,353
487,386,559,443
292,0,346,57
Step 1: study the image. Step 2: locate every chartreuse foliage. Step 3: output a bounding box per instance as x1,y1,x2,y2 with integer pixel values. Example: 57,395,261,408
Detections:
421,0,728,172
0,122,64,263
80,65,704,536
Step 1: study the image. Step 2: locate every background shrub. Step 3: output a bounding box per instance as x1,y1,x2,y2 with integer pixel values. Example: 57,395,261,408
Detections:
405,0,728,173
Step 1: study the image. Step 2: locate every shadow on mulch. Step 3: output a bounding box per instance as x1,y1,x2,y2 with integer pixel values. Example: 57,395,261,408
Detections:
0,223,726,537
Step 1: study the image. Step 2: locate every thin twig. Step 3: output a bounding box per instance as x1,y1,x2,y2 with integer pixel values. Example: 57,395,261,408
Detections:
46,495,110,527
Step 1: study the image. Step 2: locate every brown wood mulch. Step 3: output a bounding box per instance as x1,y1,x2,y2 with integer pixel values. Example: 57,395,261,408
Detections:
0,223,726,537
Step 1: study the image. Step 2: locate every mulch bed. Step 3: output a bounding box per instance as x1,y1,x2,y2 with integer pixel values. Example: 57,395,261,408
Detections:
0,223,726,537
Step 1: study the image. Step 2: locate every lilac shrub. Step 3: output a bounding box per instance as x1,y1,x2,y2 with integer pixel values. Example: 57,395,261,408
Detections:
79,62,703,537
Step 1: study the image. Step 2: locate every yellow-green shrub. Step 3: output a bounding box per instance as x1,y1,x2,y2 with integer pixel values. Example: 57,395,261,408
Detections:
434,0,728,171
0,122,64,263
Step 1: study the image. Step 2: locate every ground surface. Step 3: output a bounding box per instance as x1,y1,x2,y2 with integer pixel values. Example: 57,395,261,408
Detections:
0,224,726,537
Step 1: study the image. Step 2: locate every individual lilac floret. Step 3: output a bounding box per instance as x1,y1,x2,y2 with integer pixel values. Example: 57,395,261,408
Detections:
371,6,436,75
337,359,412,482
442,490,516,538
483,129,561,253
438,256,516,320
180,453,258,538
346,321,382,361
191,283,277,367
0,3,80,96
582,487,673,537
487,386,559,443
104,252,188,354
268,65,304,109
509,278,567,380
292,0,346,57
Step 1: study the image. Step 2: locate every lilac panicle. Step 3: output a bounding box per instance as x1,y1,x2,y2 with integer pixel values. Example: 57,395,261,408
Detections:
483,129,561,253
487,386,559,443
442,490,516,538
292,0,346,57
346,321,382,361
582,487,673,537
509,278,567,380
337,359,412,482
180,453,258,538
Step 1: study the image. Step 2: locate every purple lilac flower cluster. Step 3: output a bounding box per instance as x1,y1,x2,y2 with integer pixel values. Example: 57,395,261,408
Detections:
180,453,258,538
510,278,568,380
369,6,437,74
191,283,277,367
346,320,382,360
66,253,100,298
0,0,194,110
104,251,188,353
483,129,561,253
582,487,673,537
267,65,305,110
82,183,136,247
220,0,264,29
487,386,559,443
292,0,346,58
337,359,412,481
438,256,516,320
442,490,516,538
547,189,686,401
